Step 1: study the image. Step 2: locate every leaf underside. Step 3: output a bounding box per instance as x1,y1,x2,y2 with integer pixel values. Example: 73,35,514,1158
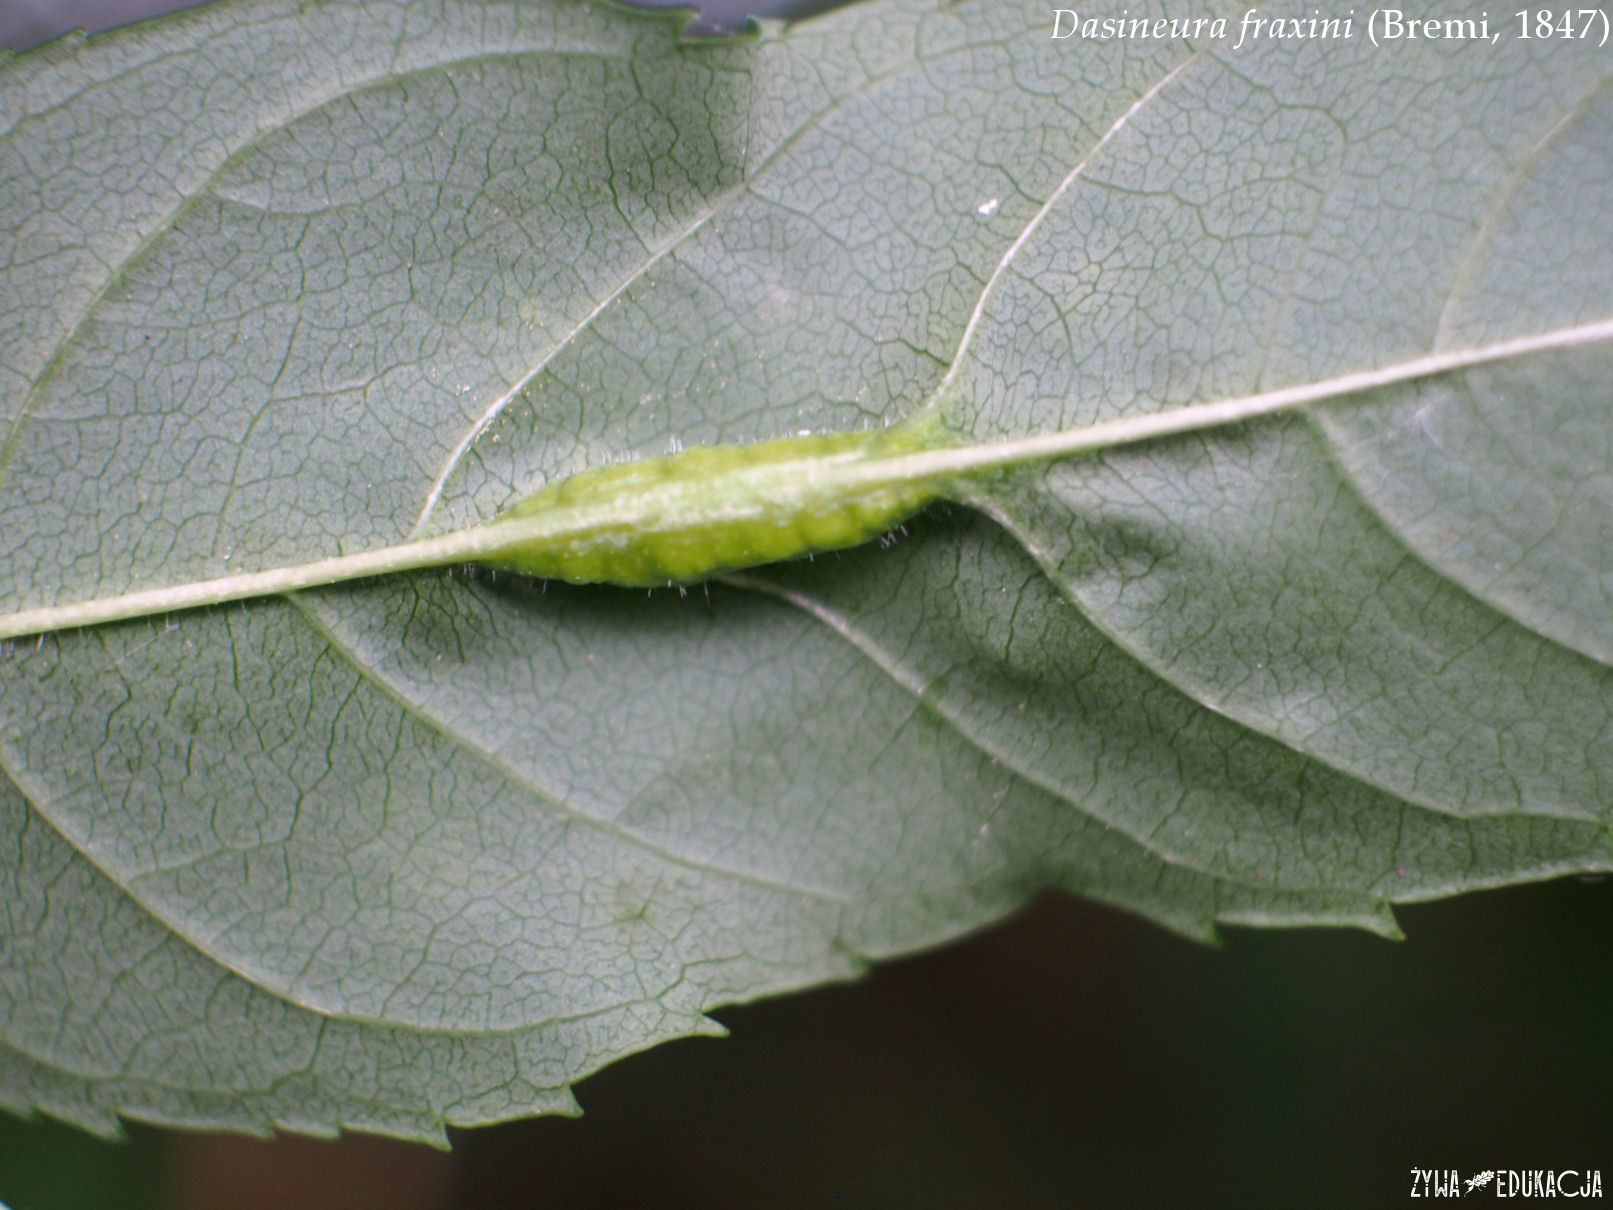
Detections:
1,0,1609,1141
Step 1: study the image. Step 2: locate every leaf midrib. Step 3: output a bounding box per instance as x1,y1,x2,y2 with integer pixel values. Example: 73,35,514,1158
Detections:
411,24,1085,534
1318,65,1613,666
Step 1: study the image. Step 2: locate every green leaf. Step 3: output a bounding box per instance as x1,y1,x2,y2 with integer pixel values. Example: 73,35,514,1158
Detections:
1,0,1609,1140
940,33,1613,820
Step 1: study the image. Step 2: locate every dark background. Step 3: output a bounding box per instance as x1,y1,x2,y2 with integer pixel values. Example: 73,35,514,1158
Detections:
2,0,1611,1204
2,879,1611,1209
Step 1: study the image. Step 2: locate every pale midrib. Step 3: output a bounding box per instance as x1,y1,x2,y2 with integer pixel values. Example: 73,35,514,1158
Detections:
3,313,1612,642
883,315,1613,482
1,16,1196,636
409,30,1040,536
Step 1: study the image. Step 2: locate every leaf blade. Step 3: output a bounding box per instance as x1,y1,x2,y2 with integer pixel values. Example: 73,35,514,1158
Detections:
3,0,1611,1142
